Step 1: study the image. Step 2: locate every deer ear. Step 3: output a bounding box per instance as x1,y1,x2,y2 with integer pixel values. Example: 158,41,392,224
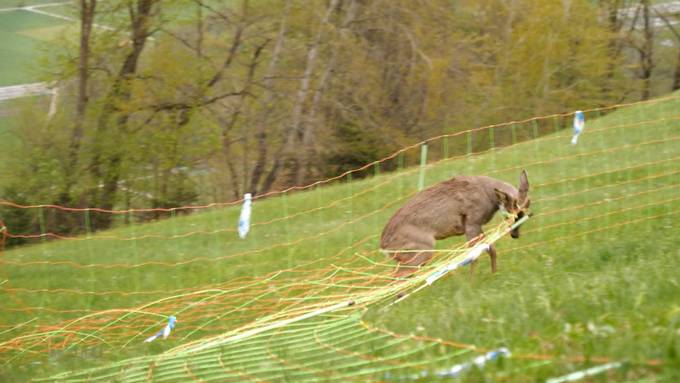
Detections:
518,169,529,202
523,198,531,209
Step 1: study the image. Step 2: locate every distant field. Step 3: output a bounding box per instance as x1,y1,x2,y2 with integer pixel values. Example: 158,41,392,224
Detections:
0,0,63,6
0,0,232,87
0,8,68,86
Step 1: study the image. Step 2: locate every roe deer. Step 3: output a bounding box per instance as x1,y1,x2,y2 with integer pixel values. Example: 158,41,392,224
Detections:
380,170,531,278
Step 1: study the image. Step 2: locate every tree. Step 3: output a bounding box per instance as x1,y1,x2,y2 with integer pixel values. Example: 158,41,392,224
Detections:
86,0,161,228
654,7,680,91
2,0,673,239
59,0,96,207
627,0,655,100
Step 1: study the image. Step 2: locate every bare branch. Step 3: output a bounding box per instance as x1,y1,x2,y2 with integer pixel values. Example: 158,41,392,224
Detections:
653,8,680,41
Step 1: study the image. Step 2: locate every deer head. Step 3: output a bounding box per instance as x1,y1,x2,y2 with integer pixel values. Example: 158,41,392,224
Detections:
494,170,531,239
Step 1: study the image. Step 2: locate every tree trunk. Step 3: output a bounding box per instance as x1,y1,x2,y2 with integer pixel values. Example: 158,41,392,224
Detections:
652,6,680,91
90,0,157,229
249,0,290,195
260,157,282,194
674,48,680,91
196,1,204,58
639,0,653,100
59,0,96,207
297,0,358,185
601,0,625,95
222,135,242,200
286,0,340,186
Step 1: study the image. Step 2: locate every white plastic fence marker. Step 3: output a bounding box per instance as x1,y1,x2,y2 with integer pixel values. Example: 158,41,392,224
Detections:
417,144,428,191
546,362,622,383
571,110,585,145
386,348,511,381
238,193,252,239
436,348,510,378
425,243,490,285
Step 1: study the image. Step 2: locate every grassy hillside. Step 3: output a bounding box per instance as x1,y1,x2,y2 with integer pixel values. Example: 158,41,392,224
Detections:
1,95,679,381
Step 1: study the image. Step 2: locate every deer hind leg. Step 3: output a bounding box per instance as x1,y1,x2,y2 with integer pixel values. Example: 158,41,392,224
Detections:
393,250,434,278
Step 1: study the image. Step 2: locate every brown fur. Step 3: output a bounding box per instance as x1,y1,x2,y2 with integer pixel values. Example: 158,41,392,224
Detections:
380,171,530,277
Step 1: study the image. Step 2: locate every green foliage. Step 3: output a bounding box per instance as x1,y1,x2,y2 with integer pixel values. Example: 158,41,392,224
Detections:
0,1,677,237
323,121,394,178
0,187,33,247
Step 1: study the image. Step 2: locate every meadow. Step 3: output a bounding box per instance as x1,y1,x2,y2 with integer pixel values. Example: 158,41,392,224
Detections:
0,93,679,381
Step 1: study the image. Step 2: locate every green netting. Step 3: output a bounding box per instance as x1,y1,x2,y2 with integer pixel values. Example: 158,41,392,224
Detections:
39,314,470,382
28,220,519,382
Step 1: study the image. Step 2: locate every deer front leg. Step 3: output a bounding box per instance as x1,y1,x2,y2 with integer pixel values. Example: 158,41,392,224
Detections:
487,244,497,273
465,223,496,273
464,223,483,247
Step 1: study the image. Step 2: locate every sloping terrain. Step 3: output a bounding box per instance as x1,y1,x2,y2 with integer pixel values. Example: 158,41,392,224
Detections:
1,95,679,381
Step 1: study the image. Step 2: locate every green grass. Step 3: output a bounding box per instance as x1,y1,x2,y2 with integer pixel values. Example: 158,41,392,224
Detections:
1,95,680,381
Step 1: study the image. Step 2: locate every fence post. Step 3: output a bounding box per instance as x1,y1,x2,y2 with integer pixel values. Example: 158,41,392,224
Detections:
418,144,428,191
84,210,94,287
0,220,6,252
38,207,47,243
347,172,354,248
532,120,539,139
397,152,405,198
466,131,473,156
84,210,92,238
282,192,292,269
488,127,495,149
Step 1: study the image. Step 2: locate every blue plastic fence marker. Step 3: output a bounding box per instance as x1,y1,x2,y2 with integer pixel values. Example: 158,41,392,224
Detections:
571,110,585,145
144,316,177,343
238,193,252,239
